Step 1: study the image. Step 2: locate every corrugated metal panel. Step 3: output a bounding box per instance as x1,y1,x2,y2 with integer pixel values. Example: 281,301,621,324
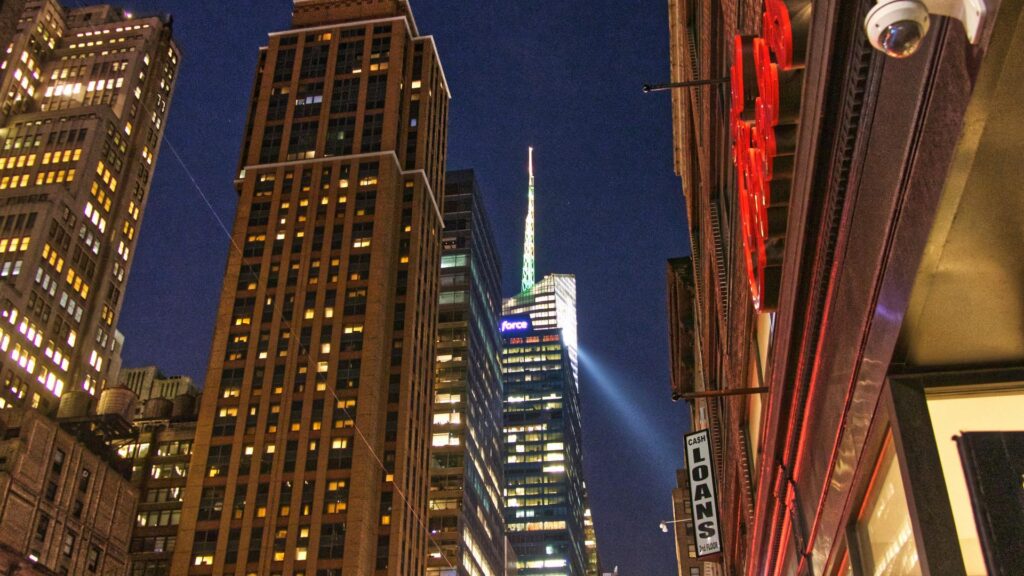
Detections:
709,200,730,326
737,426,756,523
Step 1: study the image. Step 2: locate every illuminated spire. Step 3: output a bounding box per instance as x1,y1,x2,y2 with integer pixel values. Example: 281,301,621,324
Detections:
522,147,536,292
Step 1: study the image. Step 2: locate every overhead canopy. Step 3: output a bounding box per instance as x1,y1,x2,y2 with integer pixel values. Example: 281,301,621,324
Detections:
899,5,1024,368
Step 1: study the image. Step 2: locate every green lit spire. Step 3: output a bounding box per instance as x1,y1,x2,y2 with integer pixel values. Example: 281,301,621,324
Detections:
522,146,536,292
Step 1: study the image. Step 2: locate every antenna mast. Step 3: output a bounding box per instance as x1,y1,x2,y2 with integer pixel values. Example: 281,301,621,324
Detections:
522,147,536,292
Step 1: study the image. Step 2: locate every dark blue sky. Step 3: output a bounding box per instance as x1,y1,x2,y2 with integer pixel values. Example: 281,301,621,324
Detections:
108,1,692,573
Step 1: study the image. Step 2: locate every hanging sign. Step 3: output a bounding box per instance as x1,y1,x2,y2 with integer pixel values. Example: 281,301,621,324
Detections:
685,429,723,557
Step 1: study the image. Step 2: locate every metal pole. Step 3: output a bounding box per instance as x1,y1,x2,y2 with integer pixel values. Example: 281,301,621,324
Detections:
642,77,730,93
674,387,768,401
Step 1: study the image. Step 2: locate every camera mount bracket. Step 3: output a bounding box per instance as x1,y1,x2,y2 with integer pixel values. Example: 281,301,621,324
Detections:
926,0,986,43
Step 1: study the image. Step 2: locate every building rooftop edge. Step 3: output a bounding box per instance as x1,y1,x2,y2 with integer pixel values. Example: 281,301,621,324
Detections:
270,12,451,98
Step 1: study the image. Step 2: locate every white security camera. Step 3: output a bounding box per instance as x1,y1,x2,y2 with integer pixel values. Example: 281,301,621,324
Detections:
865,0,986,58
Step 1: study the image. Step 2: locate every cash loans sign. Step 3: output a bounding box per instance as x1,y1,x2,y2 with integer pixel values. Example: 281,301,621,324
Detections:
685,429,722,557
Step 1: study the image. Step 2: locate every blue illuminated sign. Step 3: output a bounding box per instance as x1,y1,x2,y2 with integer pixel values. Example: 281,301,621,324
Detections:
500,317,531,333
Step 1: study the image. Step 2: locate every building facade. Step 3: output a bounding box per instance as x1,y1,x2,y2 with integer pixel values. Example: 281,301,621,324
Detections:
172,1,450,574
0,0,178,412
0,406,137,575
0,0,28,62
501,277,588,576
582,504,598,576
118,366,197,419
118,373,200,576
428,170,506,576
123,415,195,576
666,0,1024,574
503,275,578,387
666,258,695,403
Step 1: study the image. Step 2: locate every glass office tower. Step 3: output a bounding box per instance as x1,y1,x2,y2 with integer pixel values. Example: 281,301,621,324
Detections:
428,170,506,576
502,275,588,576
502,275,578,385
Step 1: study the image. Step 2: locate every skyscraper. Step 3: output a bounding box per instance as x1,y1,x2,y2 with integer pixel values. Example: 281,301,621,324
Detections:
428,170,506,576
0,0,178,413
502,275,578,384
501,305,586,576
583,504,599,576
502,151,593,576
173,1,449,575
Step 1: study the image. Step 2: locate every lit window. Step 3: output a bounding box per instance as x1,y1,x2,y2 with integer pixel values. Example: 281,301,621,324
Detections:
853,436,920,575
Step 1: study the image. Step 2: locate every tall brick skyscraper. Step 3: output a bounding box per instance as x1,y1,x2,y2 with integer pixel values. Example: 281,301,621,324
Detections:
173,1,449,575
0,0,178,412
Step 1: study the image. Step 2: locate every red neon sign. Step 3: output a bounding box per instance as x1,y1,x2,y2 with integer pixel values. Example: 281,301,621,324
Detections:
731,0,807,311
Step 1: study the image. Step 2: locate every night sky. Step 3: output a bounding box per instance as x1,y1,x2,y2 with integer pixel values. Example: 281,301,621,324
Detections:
102,1,693,573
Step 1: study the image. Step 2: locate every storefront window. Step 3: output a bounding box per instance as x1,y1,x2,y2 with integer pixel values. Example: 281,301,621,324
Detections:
925,385,1024,575
746,312,773,480
854,436,921,575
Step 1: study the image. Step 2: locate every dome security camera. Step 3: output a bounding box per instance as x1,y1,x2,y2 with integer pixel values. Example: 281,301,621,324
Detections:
864,0,987,58
865,1,930,58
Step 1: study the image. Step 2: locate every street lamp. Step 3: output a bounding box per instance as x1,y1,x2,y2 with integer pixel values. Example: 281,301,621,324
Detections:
659,519,686,533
